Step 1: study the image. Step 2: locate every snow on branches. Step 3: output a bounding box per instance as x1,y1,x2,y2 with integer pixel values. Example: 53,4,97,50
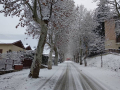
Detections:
0,50,35,70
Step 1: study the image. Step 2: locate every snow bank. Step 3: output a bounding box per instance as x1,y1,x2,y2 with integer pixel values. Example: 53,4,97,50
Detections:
74,53,120,90
87,54,120,72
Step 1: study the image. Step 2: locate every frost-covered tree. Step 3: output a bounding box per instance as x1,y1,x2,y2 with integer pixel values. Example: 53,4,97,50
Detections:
81,11,98,66
69,5,98,66
0,50,35,70
93,0,120,17
94,0,111,37
107,0,120,17
93,0,109,67
0,51,24,70
76,5,87,65
0,0,72,78
21,0,75,69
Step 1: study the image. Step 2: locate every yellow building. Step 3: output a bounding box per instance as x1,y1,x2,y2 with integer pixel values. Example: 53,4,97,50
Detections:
0,40,25,53
105,18,120,50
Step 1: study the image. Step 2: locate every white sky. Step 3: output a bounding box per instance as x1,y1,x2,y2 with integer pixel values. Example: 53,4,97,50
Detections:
0,13,25,35
0,1,97,35
74,0,97,10
0,0,97,52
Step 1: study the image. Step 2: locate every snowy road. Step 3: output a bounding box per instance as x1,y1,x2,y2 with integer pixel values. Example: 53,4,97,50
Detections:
0,61,118,90
54,61,111,90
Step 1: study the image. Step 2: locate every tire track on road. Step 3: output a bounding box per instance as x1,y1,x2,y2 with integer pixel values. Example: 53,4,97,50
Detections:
71,63,111,90
53,63,68,90
54,62,80,90
69,64,77,90
37,65,65,90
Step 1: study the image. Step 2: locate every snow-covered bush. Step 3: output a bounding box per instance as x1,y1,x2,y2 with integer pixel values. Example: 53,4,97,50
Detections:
23,50,35,61
0,50,35,70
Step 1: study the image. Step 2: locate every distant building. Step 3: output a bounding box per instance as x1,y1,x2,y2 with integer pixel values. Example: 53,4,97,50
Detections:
0,40,25,53
105,18,120,50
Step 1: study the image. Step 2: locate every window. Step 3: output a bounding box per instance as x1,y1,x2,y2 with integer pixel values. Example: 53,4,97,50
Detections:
119,47,120,50
0,49,3,53
9,49,12,52
116,34,120,42
115,21,120,29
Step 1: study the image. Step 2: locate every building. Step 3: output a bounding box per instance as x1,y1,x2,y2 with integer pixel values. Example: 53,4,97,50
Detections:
24,45,32,50
105,18,120,50
0,40,25,53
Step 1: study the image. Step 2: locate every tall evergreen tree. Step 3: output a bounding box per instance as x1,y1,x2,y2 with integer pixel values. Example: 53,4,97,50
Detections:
95,0,110,37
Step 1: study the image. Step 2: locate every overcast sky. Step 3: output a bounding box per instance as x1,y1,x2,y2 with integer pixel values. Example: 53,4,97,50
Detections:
0,0,97,35
0,13,25,35
0,0,97,50
74,0,97,10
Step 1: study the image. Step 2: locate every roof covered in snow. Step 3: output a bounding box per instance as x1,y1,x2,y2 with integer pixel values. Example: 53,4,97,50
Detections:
0,40,25,49
0,40,19,44
24,45,32,50
24,45,29,48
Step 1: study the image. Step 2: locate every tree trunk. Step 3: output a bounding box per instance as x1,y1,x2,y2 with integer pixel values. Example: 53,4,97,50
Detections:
79,37,83,65
74,55,75,62
54,46,58,66
59,53,64,63
75,56,77,63
48,46,53,69
63,54,65,62
74,55,76,62
80,49,83,65
76,55,77,62
76,53,79,63
84,50,88,67
48,29,54,69
78,55,79,63
84,58,87,66
101,52,103,67
29,22,48,78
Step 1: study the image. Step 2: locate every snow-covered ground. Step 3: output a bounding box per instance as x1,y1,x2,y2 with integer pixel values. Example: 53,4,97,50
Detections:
81,53,120,90
87,53,120,72
0,53,120,90
0,63,66,90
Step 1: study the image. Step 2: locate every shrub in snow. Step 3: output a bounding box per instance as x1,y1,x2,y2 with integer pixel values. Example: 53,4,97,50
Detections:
0,50,35,70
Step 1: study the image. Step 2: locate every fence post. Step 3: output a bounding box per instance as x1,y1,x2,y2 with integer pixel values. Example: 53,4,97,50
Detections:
12,60,14,69
12,60,14,66
5,64,7,70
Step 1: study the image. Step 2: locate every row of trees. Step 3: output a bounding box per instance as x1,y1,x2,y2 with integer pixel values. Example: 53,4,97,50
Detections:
77,0,120,67
69,0,120,67
1,0,120,78
0,0,76,78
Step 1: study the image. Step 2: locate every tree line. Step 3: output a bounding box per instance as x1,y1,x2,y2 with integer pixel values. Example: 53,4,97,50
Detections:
0,0,120,78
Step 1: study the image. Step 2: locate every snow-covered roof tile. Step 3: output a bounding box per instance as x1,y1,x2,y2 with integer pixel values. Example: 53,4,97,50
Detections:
24,45,29,48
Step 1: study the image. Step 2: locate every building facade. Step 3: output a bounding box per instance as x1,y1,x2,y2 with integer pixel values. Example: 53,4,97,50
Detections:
0,40,25,53
105,19,120,50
